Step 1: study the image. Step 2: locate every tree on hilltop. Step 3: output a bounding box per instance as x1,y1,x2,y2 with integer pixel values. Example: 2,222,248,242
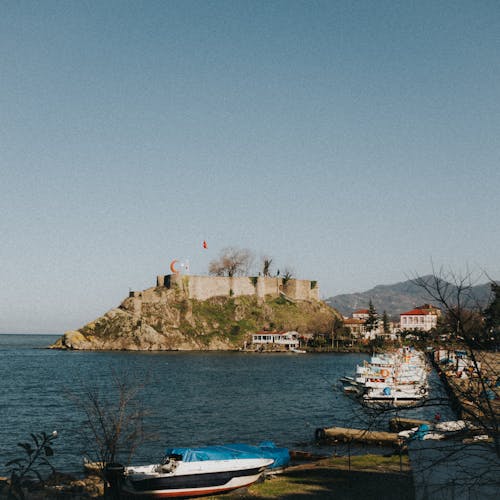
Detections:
281,267,294,285
208,247,254,277
261,256,273,277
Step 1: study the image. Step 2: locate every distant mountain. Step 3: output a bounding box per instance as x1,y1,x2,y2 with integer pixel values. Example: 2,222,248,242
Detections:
324,276,494,319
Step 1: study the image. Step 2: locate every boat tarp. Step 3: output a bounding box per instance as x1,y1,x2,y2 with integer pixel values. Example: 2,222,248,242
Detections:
164,442,290,469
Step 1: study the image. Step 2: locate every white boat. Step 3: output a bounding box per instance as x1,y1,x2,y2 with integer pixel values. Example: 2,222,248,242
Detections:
343,384,362,395
122,458,273,498
362,384,428,407
341,348,429,407
121,444,285,498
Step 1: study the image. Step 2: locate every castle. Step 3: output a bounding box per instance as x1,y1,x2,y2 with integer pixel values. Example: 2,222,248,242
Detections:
153,274,320,301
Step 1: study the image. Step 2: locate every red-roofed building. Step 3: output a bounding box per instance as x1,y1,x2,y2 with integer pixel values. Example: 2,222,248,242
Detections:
352,309,370,320
400,304,441,332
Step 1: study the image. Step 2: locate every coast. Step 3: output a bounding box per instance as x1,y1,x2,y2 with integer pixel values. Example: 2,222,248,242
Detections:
50,274,340,352
0,454,414,499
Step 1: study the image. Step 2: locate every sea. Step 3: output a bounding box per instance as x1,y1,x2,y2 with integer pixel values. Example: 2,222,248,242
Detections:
0,334,455,475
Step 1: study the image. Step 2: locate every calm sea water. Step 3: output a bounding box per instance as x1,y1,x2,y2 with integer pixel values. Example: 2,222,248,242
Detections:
0,334,452,474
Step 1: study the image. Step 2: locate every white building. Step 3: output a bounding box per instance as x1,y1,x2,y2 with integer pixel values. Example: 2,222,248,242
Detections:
344,310,397,340
251,330,300,350
400,304,440,332
343,318,367,338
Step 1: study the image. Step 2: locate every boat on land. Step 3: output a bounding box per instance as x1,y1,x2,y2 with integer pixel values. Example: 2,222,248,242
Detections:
121,443,289,498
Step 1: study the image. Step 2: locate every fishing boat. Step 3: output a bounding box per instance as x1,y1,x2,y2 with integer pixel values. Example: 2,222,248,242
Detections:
340,347,429,407
362,384,428,407
121,443,288,498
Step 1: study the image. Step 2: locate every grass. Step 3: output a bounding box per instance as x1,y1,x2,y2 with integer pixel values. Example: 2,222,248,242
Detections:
328,454,410,471
205,455,414,500
124,294,339,349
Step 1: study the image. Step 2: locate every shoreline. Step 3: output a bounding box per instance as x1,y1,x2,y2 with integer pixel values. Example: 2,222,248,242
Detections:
0,453,414,500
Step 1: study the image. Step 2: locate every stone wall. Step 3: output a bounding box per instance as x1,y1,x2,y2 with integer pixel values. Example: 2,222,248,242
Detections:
156,274,320,301
284,279,319,301
256,276,281,297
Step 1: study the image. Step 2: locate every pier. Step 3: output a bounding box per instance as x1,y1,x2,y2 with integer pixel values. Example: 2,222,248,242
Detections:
315,426,402,446
429,350,500,424
388,417,431,432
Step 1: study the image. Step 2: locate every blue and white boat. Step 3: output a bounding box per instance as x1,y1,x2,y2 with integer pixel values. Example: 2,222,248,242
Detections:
122,443,289,498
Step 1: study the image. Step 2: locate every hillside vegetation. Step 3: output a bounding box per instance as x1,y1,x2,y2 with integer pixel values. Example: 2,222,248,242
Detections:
51,286,340,351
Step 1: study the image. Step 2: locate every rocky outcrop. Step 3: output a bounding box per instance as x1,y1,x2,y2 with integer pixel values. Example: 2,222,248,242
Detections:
50,284,341,351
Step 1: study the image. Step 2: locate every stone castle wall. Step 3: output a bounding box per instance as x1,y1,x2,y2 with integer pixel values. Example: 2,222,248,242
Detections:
156,274,319,301
284,278,320,301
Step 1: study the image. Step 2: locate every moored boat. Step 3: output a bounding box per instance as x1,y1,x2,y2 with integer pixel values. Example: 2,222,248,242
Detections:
340,347,429,407
362,384,428,407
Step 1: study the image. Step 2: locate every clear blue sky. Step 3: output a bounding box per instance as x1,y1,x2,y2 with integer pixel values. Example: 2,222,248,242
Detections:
1,1,499,333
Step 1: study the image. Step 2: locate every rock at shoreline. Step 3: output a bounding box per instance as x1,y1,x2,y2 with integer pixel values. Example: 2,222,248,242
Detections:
50,285,340,351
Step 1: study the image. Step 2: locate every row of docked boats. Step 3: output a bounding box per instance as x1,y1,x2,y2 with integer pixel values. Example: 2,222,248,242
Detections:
340,347,429,406
104,442,289,498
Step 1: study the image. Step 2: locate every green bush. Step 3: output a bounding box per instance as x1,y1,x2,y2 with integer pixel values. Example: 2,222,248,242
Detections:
5,431,58,499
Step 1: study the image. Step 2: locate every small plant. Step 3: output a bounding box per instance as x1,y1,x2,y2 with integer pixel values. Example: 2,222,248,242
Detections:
5,431,58,499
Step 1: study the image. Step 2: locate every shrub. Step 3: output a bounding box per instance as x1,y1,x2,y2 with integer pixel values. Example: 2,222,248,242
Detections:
5,430,58,499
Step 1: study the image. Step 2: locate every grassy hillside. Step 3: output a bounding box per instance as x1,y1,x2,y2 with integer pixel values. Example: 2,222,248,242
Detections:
51,289,341,351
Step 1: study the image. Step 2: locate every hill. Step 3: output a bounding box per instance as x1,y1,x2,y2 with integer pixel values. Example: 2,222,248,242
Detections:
324,276,494,318
51,284,340,351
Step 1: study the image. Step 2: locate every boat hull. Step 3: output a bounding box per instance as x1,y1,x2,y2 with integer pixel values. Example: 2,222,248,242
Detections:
122,459,272,498
362,394,426,408
123,469,264,498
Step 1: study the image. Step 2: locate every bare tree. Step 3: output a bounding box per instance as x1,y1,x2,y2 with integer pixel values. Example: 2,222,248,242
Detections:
261,256,273,277
69,370,151,471
325,267,500,498
412,267,499,457
281,267,294,285
208,247,254,277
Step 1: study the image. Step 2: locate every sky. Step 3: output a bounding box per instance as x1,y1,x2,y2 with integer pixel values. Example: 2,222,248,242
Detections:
1,0,499,333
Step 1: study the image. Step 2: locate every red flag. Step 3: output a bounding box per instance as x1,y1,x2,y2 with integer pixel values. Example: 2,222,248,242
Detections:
203,240,208,249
